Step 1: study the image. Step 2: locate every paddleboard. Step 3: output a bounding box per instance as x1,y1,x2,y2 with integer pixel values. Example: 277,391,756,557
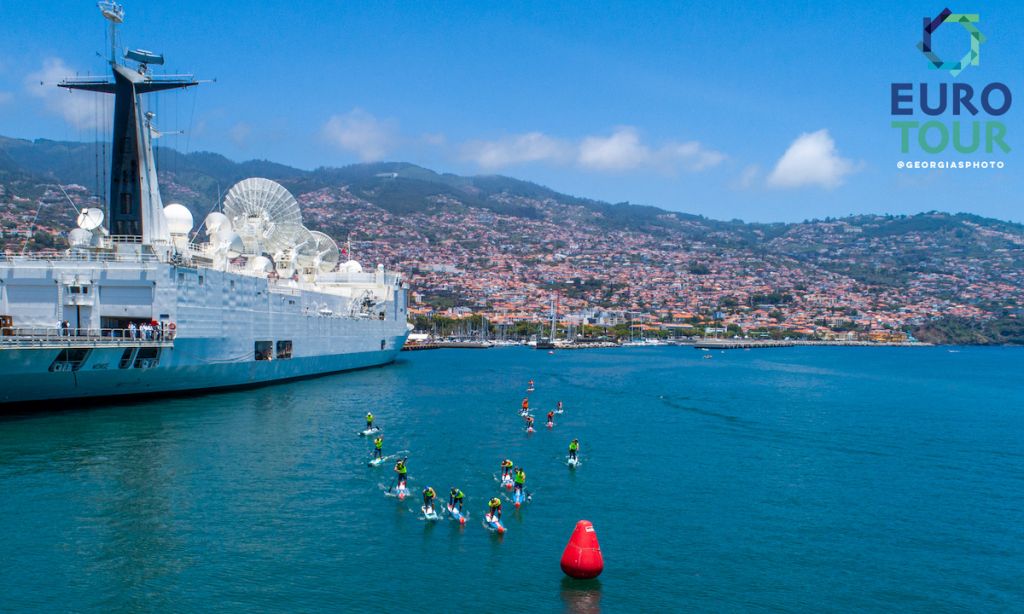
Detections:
421,505,440,520
484,514,506,533
501,475,514,490
358,426,382,437
447,504,467,525
546,421,554,428
368,456,384,467
567,456,579,468
396,484,409,500
513,488,524,508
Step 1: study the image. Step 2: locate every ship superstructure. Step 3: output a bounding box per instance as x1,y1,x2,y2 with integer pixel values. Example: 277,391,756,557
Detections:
0,3,411,405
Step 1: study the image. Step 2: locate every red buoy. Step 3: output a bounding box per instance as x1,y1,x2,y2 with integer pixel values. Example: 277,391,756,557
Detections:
560,520,604,579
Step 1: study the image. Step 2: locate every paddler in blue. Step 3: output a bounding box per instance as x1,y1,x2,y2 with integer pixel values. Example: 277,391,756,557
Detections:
513,467,526,496
423,486,436,513
365,412,375,430
373,435,383,459
394,459,407,488
449,487,465,511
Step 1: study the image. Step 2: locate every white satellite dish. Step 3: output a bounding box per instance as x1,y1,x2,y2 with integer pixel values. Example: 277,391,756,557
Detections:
77,208,105,231
222,178,303,255
249,255,275,274
309,231,341,272
292,227,318,268
204,212,231,236
163,203,194,235
216,230,244,259
68,227,93,248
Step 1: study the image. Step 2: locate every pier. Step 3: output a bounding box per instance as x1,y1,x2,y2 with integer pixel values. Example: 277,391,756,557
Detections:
693,339,794,350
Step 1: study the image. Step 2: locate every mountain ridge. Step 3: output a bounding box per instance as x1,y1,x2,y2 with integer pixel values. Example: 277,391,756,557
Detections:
2,135,1022,343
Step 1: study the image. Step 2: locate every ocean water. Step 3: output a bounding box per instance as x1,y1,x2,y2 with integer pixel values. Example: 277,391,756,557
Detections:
1,346,1022,612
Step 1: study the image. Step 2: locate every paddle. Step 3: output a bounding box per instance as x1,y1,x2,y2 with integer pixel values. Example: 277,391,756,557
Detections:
388,456,410,493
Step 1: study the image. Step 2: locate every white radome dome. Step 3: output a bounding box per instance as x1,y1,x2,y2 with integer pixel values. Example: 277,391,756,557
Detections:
341,260,363,274
163,203,194,235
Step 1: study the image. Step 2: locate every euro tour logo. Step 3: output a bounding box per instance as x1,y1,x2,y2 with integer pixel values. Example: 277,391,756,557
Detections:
891,8,1012,159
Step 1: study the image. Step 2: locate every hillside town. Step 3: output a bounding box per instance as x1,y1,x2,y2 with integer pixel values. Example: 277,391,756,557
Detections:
2,156,1022,343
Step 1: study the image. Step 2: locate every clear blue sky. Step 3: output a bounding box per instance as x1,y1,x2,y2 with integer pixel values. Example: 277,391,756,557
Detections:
1,0,1021,222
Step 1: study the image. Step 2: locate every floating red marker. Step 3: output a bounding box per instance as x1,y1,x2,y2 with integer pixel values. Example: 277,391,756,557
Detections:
560,520,604,579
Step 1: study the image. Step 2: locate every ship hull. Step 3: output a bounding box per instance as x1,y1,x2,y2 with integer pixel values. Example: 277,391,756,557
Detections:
0,339,405,406
1,258,412,407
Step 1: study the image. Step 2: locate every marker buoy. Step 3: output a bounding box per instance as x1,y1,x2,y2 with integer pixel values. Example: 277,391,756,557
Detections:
560,520,603,579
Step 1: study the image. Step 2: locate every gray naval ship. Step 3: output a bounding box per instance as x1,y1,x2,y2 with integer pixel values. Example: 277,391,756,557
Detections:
0,2,411,405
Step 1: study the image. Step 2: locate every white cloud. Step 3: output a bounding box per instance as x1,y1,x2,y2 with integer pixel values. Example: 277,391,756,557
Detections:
654,140,727,172
461,126,724,174
420,132,447,146
228,121,251,146
578,128,725,172
578,128,650,170
321,108,396,161
767,129,858,189
25,58,100,129
734,164,762,190
461,132,573,169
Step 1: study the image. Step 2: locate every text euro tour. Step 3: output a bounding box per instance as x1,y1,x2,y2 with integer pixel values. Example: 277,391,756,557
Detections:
890,82,1012,154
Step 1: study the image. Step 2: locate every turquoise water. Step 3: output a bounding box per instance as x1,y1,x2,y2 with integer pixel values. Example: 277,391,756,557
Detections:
1,347,1022,612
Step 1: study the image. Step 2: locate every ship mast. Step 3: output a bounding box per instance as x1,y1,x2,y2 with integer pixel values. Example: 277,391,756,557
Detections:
58,2,199,245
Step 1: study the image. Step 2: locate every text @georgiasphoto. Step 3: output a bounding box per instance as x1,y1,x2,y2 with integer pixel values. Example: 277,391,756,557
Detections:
896,159,1005,170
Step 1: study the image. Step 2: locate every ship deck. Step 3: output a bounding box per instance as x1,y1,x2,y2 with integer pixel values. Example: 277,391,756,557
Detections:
0,328,174,350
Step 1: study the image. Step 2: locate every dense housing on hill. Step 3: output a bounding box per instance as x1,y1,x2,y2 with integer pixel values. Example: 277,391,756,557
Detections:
3,136,1023,344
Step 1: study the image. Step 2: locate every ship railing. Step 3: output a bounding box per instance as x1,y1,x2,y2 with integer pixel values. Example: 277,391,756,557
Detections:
107,235,144,244
0,251,161,264
0,327,175,348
